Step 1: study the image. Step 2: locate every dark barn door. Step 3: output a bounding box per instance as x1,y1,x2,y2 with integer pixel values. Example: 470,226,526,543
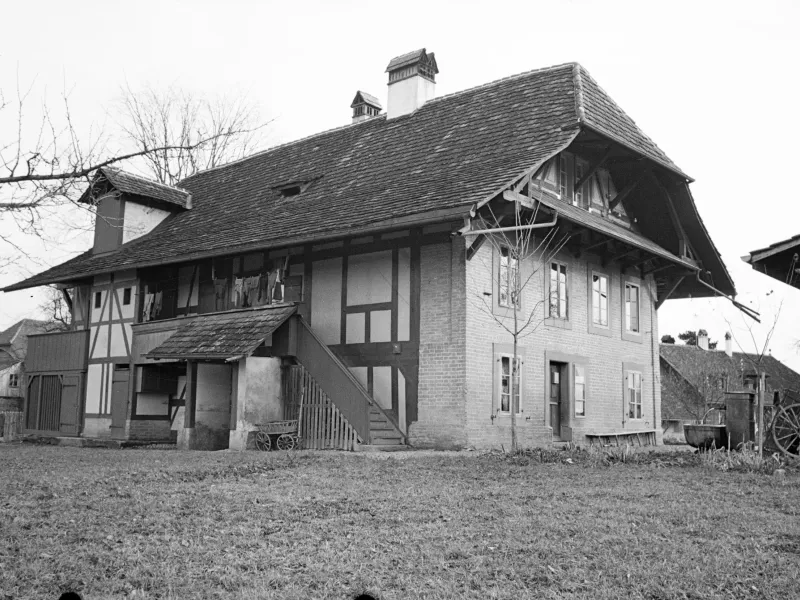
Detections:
110,365,130,440
59,374,83,436
25,374,63,434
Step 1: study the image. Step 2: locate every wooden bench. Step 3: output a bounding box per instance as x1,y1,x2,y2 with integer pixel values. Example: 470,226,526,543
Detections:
585,429,657,447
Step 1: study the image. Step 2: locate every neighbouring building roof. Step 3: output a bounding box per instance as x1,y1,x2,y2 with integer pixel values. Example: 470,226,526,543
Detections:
0,319,49,369
79,166,192,209
146,305,296,360
660,343,800,394
3,62,732,297
743,233,800,289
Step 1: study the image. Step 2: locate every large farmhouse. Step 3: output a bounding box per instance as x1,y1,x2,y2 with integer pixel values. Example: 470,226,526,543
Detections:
3,50,735,450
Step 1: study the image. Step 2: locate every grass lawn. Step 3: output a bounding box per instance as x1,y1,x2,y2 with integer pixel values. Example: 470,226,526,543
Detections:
1,445,798,600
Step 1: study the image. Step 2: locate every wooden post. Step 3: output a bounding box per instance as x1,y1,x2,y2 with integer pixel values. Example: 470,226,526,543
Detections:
758,371,765,459
185,360,197,429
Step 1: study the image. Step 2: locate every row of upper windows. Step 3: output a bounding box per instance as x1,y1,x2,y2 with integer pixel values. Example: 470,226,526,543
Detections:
495,355,643,421
532,152,629,221
498,249,642,336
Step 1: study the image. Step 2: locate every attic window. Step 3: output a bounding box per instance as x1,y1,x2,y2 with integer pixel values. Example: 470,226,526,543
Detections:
279,185,302,198
273,177,321,199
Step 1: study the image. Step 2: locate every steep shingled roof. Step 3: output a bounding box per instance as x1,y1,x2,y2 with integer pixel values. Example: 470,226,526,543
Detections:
4,62,717,293
79,166,191,208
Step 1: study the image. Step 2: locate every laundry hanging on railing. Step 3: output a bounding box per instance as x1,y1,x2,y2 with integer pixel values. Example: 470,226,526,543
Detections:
142,293,155,322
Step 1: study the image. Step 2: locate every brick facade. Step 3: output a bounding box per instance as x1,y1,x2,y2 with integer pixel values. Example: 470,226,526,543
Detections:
412,233,662,449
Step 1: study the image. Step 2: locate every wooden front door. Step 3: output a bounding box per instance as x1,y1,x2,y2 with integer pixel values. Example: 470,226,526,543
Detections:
549,362,564,438
59,374,83,436
110,365,130,440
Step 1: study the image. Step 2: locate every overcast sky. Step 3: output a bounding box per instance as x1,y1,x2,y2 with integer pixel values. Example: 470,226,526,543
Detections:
1,0,799,369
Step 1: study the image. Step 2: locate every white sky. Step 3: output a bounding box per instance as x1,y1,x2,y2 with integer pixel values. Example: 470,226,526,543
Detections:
1,0,799,369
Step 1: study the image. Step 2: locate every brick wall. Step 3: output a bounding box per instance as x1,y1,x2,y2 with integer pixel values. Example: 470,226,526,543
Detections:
408,239,469,448
127,418,173,441
463,238,661,449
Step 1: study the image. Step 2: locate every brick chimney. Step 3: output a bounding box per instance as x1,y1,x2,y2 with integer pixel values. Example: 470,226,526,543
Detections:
724,332,732,357
386,49,438,119
698,332,709,351
350,91,382,124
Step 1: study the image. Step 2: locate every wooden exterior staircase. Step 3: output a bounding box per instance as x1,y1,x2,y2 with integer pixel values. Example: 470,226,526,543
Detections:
275,315,408,450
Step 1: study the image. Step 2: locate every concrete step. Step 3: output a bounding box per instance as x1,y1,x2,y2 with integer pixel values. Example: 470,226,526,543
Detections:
357,444,410,452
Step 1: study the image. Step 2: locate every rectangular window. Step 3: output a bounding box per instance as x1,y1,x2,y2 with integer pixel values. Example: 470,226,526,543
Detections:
558,154,568,197
499,246,519,308
625,283,640,332
549,262,567,319
123,287,132,306
574,159,586,208
574,365,586,416
94,291,102,309
627,371,642,420
9,373,19,388
592,273,609,326
499,355,521,414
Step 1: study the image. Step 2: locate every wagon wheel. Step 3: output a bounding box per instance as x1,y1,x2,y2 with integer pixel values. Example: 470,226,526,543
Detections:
276,433,295,451
255,431,272,452
291,435,301,450
771,403,800,457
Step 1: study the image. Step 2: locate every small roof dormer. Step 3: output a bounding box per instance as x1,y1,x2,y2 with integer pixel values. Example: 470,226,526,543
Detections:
79,167,192,255
350,91,382,124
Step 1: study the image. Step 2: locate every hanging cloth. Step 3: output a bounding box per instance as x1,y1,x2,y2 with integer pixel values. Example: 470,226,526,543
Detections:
233,277,244,306
214,278,228,310
153,291,163,317
142,293,155,322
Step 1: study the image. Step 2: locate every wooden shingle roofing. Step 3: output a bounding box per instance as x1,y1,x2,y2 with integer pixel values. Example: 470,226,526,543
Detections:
79,167,191,208
146,305,296,360
4,62,718,293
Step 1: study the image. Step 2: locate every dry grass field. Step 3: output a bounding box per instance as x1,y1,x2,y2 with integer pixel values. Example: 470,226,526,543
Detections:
1,444,798,600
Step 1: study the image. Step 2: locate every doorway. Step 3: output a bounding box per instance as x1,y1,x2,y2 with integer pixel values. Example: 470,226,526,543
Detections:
549,362,569,440
110,364,130,440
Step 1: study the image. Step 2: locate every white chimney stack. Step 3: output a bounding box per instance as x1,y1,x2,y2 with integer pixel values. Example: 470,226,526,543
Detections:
698,332,709,351
725,332,732,357
386,48,438,119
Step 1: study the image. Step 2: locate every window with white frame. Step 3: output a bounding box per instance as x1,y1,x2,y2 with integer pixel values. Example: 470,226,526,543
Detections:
591,273,609,326
574,365,586,417
624,283,640,333
9,373,19,388
549,262,568,319
499,354,522,414
627,371,642,420
499,246,519,308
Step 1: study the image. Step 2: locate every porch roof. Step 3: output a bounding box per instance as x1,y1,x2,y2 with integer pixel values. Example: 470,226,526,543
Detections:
146,305,296,361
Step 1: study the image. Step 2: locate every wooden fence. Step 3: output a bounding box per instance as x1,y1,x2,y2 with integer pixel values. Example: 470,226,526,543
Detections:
284,365,361,451
1,411,23,442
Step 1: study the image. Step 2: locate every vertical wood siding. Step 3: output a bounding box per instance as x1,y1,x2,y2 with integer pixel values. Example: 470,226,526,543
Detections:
285,365,360,451
26,330,90,373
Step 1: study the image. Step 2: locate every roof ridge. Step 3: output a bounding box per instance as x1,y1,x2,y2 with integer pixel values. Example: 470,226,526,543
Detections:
572,63,586,122
104,166,191,194
427,61,578,106
183,62,581,184
180,114,384,183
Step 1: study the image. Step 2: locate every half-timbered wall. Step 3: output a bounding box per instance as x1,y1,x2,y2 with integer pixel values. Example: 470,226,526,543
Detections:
84,270,137,438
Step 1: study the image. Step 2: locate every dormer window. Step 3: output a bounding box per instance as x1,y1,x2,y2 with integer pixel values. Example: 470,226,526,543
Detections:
279,185,302,198
273,177,321,199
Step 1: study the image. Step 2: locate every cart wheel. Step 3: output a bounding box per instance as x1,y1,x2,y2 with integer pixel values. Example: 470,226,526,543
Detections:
255,431,272,451
772,403,800,457
276,433,295,451
291,435,301,450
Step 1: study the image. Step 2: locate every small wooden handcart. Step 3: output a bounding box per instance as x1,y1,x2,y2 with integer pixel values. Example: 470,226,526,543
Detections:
254,419,300,451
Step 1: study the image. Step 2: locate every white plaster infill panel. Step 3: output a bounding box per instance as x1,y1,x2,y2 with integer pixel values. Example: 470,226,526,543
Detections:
123,202,171,244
